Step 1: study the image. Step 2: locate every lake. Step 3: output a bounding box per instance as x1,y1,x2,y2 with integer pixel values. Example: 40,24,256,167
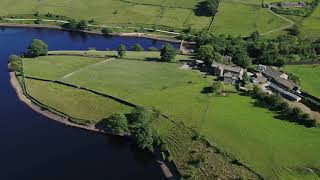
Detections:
0,27,177,180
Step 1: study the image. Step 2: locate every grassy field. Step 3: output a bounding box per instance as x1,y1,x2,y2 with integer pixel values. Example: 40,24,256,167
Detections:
22,54,320,179
211,0,291,36
285,64,320,98
0,0,211,31
300,4,320,38
25,78,132,122
0,0,306,37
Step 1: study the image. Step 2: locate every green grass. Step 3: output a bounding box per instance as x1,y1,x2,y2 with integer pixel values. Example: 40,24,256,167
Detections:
0,0,211,30
124,0,203,8
23,56,103,80
25,78,132,122
285,64,320,98
300,4,320,38
23,54,320,179
211,1,291,36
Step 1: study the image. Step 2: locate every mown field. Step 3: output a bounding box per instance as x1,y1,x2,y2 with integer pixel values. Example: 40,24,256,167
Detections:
211,0,291,36
22,52,320,179
285,64,320,98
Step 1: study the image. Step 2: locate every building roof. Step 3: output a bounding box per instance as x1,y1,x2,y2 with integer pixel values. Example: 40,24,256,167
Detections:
261,66,284,79
273,77,297,90
212,62,243,74
269,83,301,101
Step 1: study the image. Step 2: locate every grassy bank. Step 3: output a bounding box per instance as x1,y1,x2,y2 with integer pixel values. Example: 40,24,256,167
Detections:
22,53,320,179
285,64,320,98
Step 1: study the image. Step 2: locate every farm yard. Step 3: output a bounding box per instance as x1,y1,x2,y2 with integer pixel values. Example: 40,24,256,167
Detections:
285,64,320,98
21,51,320,179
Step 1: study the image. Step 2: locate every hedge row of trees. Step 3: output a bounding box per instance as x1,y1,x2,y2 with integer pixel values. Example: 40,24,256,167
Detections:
194,31,320,68
104,107,162,151
62,19,89,30
251,86,317,127
117,43,176,62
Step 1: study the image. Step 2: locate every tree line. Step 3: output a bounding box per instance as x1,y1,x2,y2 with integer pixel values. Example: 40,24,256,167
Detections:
190,31,320,68
251,86,317,127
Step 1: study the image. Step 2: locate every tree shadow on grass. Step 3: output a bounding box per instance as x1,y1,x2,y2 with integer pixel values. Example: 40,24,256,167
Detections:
194,1,213,17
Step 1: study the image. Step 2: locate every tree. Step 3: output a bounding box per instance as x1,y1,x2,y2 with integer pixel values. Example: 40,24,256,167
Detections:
160,43,176,62
131,107,155,125
118,44,126,58
132,121,155,151
101,27,113,36
212,52,223,63
210,81,223,95
8,55,22,73
64,19,77,29
27,39,48,58
130,107,158,151
197,44,213,63
107,114,129,134
131,43,144,51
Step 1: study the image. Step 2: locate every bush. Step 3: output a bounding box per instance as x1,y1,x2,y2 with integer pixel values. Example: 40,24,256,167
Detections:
8,55,22,73
210,81,223,95
26,39,48,58
160,43,176,62
131,43,144,51
101,27,113,36
107,114,129,134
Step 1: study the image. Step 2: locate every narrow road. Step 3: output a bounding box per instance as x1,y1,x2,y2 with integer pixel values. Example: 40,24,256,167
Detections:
261,8,295,36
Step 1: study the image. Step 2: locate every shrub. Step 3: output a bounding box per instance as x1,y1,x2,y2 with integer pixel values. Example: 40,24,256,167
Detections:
34,18,43,24
117,44,126,58
160,43,176,62
8,55,22,73
148,47,158,51
210,81,223,95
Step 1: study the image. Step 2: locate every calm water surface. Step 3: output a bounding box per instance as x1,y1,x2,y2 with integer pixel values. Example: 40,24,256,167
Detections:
0,27,175,180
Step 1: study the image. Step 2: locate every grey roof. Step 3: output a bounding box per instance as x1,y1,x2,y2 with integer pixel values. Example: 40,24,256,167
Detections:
261,66,284,79
274,77,297,90
269,83,301,101
212,62,243,73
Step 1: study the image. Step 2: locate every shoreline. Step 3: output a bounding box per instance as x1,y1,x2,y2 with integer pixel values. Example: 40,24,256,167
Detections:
9,71,176,179
0,23,181,43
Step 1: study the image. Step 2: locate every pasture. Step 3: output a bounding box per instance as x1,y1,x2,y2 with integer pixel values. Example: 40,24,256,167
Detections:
0,0,211,31
285,64,320,98
211,0,291,36
22,53,320,179
300,4,320,38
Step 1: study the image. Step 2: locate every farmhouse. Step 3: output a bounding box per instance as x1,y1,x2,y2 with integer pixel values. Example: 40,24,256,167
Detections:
212,62,244,84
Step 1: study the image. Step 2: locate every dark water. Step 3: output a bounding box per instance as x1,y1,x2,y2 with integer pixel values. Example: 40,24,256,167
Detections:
0,27,176,180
